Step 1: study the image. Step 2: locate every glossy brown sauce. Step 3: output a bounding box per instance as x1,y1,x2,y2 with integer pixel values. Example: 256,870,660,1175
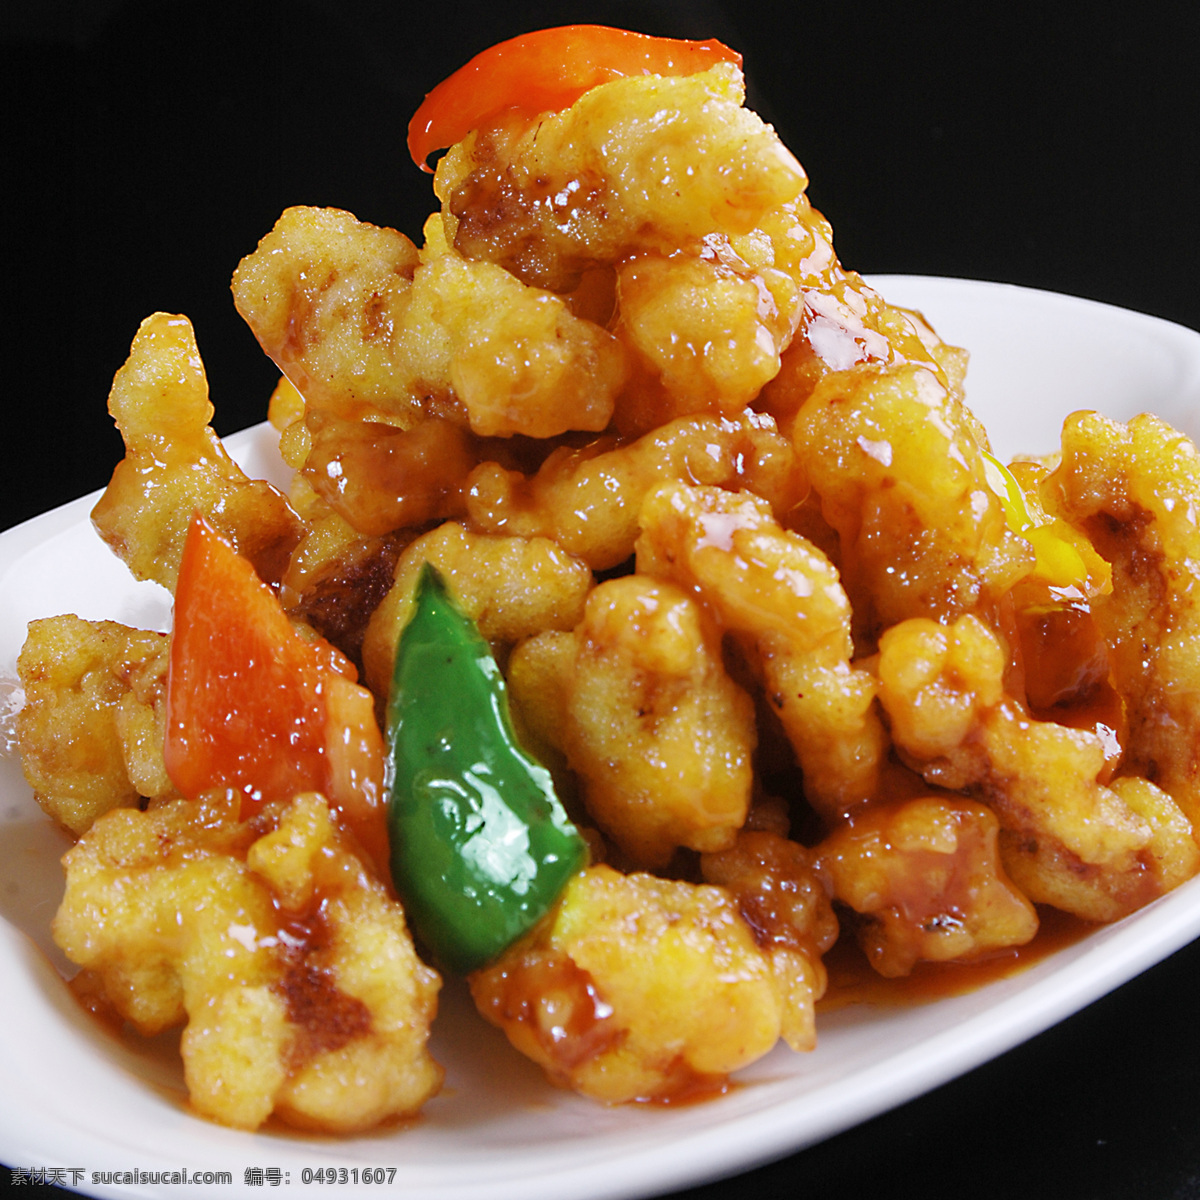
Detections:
818,905,1094,1010
1017,602,1108,710
277,961,372,1063
306,415,476,537
1015,599,1127,778
472,948,623,1071
292,534,405,671
68,967,134,1034
634,1066,730,1107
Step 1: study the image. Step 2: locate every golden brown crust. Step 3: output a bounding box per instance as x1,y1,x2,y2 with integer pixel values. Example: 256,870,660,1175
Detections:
1046,412,1200,827
91,313,303,591
510,575,755,868
877,614,1200,922
17,615,177,834
470,864,801,1103
54,791,442,1132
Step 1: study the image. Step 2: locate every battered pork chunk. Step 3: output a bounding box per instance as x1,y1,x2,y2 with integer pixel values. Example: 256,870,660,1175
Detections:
17,616,177,835
636,482,885,820
1045,413,1200,831
508,575,757,868
54,790,442,1132
91,313,303,592
877,614,1200,922
471,861,831,1103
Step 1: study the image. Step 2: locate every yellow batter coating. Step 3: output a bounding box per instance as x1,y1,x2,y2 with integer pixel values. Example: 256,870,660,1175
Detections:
470,863,812,1103
816,796,1038,977
636,482,885,819
17,616,177,834
878,614,1199,922
361,521,594,699
700,829,837,1051
507,575,755,868
1045,412,1200,830
54,790,442,1131
435,65,808,290
231,205,424,423
792,361,1032,647
91,312,303,592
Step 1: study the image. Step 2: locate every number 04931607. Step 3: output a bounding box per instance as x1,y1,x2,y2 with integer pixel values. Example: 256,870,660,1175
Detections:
300,1167,397,1184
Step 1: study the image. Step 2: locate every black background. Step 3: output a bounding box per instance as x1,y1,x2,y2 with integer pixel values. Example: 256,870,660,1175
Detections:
3,3,1200,1198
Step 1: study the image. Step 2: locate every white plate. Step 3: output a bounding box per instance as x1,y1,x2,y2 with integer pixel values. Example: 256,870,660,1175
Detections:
3,277,1200,1200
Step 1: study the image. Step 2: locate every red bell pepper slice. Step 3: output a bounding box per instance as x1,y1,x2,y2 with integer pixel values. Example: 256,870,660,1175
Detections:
407,24,742,171
164,512,388,870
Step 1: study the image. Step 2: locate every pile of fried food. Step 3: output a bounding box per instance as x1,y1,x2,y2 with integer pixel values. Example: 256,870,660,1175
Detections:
15,27,1200,1133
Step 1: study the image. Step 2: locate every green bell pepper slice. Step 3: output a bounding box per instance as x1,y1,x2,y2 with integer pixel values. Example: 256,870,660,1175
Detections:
385,562,587,974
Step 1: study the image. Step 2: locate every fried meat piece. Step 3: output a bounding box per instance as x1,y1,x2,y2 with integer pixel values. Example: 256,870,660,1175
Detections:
1044,412,1200,830
231,206,425,423
700,830,837,1049
758,294,970,430
236,205,626,439
507,576,756,868
465,409,807,571
16,616,176,835
614,250,794,423
232,207,470,538
436,64,807,289
236,208,627,440
878,614,1199,922
470,864,809,1103
233,207,627,534
437,63,942,438
816,796,1038,977
440,65,798,432
415,235,627,439
792,362,1032,648
54,791,442,1132
636,482,885,819
303,409,477,538
91,313,303,591
360,521,594,700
